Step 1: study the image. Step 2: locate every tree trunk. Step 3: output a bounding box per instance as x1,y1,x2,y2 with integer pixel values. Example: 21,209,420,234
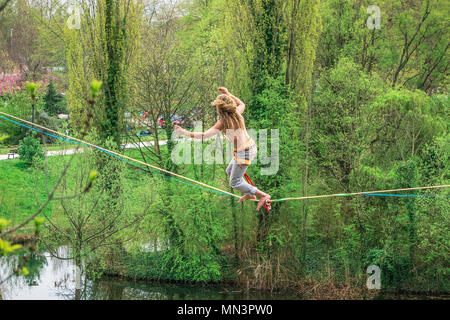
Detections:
75,256,82,300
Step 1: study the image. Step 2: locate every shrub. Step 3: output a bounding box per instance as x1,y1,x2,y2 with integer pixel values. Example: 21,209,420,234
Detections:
17,133,44,166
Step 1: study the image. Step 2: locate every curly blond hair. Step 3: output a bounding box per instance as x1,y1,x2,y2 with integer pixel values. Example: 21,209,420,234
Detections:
212,94,245,132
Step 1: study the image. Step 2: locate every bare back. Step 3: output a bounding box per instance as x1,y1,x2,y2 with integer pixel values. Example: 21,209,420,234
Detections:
217,114,253,150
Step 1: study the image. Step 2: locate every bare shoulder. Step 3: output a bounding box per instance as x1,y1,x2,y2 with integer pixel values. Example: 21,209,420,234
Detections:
237,112,246,123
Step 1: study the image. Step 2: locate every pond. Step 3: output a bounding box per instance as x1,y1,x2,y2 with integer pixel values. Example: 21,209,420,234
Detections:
1,247,446,300
0,247,301,300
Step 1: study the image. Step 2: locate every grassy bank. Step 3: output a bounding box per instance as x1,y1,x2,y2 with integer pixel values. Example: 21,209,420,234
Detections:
0,159,53,226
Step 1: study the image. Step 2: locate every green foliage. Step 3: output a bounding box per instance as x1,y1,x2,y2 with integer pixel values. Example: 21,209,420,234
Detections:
90,80,103,98
317,0,449,92
368,90,446,164
0,218,10,232
34,217,45,233
89,170,98,182
0,238,22,256
17,132,44,166
43,80,64,116
317,0,356,69
25,82,40,101
1,0,448,296
312,57,383,189
65,1,142,147
0,92,33,144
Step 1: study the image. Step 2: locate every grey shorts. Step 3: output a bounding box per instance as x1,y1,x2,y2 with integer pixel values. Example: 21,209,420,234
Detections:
226,144,258,195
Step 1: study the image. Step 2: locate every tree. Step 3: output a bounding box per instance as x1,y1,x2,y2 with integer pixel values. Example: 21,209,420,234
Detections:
367,89,446,164
43,80,61,116
133,3,197,169
312,58,382,191
64,2,144,257
41,137,146,299
65,0,143,148
316,0,449,93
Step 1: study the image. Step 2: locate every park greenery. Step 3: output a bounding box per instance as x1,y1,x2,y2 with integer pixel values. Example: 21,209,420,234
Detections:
0,0,448,299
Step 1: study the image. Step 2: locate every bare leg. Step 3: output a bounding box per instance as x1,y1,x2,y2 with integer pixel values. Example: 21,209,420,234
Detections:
255,190,271,211
227,149,268,208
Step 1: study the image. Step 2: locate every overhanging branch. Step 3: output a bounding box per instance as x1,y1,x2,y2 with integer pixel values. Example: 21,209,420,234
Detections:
0,0,12,13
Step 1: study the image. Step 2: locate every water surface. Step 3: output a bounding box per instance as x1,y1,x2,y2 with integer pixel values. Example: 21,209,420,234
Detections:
0,248,299,300
1,248,446,300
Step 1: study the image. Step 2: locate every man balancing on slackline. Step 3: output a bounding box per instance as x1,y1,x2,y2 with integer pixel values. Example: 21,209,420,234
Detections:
174,87,271,212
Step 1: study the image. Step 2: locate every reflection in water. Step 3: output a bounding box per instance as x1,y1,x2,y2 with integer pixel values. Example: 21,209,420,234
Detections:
0,247,298,300
85,279,292,300
0,247,77,300
1,247,442,300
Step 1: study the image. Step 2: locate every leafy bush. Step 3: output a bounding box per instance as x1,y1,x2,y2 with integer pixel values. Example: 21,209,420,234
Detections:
17,133,44,166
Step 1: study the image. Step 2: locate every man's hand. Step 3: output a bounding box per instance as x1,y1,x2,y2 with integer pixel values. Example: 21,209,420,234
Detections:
218,87,230,95
218,87,245,113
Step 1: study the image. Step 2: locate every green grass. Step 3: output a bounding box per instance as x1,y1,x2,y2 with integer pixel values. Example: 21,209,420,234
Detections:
0,160,54,226
0,147,158,231
0,142,231,235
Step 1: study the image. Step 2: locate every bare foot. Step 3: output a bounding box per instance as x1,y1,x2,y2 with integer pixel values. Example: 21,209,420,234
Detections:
257,195,271,211
238,194,256,203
